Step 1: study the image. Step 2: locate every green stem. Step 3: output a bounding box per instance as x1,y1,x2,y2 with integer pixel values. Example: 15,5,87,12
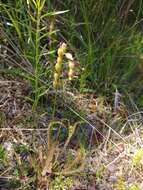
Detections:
32,4,41,112
52,90,58,120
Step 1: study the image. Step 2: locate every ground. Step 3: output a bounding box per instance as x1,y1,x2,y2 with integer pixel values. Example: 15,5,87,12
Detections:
0,75,143,190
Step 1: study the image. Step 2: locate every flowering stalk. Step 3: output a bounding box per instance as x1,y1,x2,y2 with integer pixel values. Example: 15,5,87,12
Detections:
65,53,75,81
53,42,67,88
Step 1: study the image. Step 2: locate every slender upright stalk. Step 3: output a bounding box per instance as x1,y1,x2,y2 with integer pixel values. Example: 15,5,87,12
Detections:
32,2,41,111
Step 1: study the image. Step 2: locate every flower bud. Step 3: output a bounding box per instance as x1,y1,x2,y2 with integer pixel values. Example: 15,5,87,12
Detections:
65,53,74,61
53,42,68,88
69,61,75,69
53,80,59,89
65,52,75,81
68,70,74,80
58,42,67,56
54,73,59,81
55,63,62,73
57,57,62,64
